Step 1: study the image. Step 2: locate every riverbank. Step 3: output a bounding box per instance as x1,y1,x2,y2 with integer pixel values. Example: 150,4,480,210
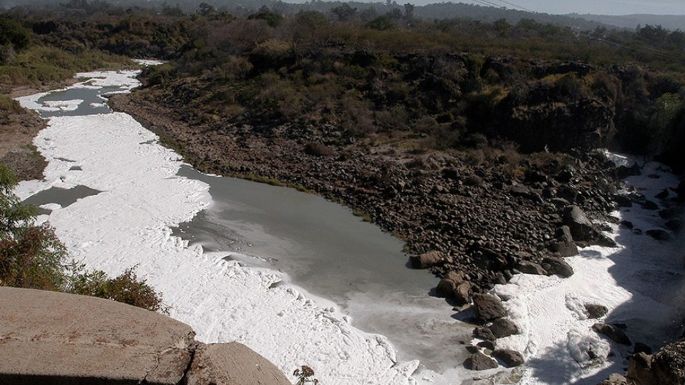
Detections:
110,89,621,293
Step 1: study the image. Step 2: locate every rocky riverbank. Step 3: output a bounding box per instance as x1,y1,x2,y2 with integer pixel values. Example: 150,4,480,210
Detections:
109,91,624,298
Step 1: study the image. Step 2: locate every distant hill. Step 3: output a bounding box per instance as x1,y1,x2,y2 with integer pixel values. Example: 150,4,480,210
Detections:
572,13,685,31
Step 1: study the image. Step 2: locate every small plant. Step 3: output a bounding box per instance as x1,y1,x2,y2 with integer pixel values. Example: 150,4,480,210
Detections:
293,365,319,385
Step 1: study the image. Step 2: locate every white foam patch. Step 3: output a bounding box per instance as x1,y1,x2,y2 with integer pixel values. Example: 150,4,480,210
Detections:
15,69,431,385
493,158,683,385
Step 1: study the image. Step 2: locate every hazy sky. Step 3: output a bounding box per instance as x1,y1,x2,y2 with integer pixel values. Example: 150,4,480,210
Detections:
448,0,685,15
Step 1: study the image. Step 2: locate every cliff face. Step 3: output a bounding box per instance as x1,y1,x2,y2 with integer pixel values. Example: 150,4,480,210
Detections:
0,287,290,385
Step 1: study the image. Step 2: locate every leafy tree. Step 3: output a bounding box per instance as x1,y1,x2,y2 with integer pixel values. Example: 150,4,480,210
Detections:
331,4,357,22
0,18,29,52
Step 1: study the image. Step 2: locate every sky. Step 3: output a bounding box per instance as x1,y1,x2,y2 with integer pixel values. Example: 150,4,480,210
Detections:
445,0,685,15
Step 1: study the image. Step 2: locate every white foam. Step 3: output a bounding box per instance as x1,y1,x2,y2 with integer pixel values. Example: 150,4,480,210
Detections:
15,69,429,385
493,158,683,385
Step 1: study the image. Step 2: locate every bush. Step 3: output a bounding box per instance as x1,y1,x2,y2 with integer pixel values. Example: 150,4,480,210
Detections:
69,267,165,312
304,142,334,157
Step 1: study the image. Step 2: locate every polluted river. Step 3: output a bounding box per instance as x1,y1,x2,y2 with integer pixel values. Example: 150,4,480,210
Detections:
13,63,685,385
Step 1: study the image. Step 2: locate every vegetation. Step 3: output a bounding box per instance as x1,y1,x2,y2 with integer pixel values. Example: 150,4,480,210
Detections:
0,164,165,312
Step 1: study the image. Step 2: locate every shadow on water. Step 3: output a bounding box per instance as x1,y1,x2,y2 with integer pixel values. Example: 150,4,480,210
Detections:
173,164,473,372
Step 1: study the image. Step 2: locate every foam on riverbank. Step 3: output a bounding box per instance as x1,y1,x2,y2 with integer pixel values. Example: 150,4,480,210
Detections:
493,158,684,384
15,68,427,385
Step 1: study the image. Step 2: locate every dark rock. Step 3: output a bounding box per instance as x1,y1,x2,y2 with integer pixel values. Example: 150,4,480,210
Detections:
542,257,574,278
473,327,496,341
627,352,656,385
436,271,472,305
517,261,547,275
592,323,631,345
620,220,633,229
303,142,334,157
488,318,519,338
472,294,507,322
549,225,578,257
616,163,641,179
655,188,670,200
647,339,685,385
492,349,525,368
410,250,444,269
477,340,496,351
441,167,460,180
585,304,608,319
614,194,633,208
641,200,659,210
646,229,672,241
464,352,498,371
665,219,682,232
563,205,616,247
598,373,629,385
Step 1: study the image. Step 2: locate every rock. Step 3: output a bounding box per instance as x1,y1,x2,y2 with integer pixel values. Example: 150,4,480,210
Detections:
488,318,519,338
517,261,547,275
598,373,629,385
473,327,496,341
410,250,444,268
0,287,195,385
463,352,498,371
646,229,672,241
472,293,507,322
436,275,472,306
677,181,685,202
549,225,578,257
665,219,682,232
563,205,616,247
441,167,460,180
585,303,608,319
641,200,659,210
613,194,633,208
592,323,631,345
186,343,291,385
620,220,633,229
492,349,525,367
648,339,685,385
656,188,670,200
616,163,641,179
542,257,574,278
477,340,496,351
627,352,656,385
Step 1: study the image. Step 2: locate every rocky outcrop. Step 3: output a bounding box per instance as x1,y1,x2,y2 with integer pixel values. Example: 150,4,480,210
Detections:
472,293,507,322
626,339,685,385
0,287,289,385
563,205,616,247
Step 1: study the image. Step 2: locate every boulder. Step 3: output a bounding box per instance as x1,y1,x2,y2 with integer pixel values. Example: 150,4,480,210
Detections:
584,303,608,319
463,352,498,371
648,339,685,385
641,200,659,210
0,287,195,385
616,163,641,179
646,229,672,241
563,205,616,247
435,271,472,305
517,261,547,275
473,327,496,341
472,294,507,322
488,318,519,338
549,225,579,257
592,323,631,345
410,250,444,268
542,257,574,278
598,373,630,385
492,349,525,367
186,343,291,385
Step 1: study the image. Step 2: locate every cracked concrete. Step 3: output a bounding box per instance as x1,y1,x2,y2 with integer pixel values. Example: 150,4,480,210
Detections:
0,287,289,385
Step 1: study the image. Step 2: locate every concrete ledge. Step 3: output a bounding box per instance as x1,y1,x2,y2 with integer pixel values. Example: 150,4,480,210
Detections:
0,287,290,385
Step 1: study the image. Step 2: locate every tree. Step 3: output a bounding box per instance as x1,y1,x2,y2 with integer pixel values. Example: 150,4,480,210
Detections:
331,4,357,22
403,3,414,20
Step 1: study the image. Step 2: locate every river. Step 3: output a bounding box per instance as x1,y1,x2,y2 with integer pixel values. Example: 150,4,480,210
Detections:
13,64,685,385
